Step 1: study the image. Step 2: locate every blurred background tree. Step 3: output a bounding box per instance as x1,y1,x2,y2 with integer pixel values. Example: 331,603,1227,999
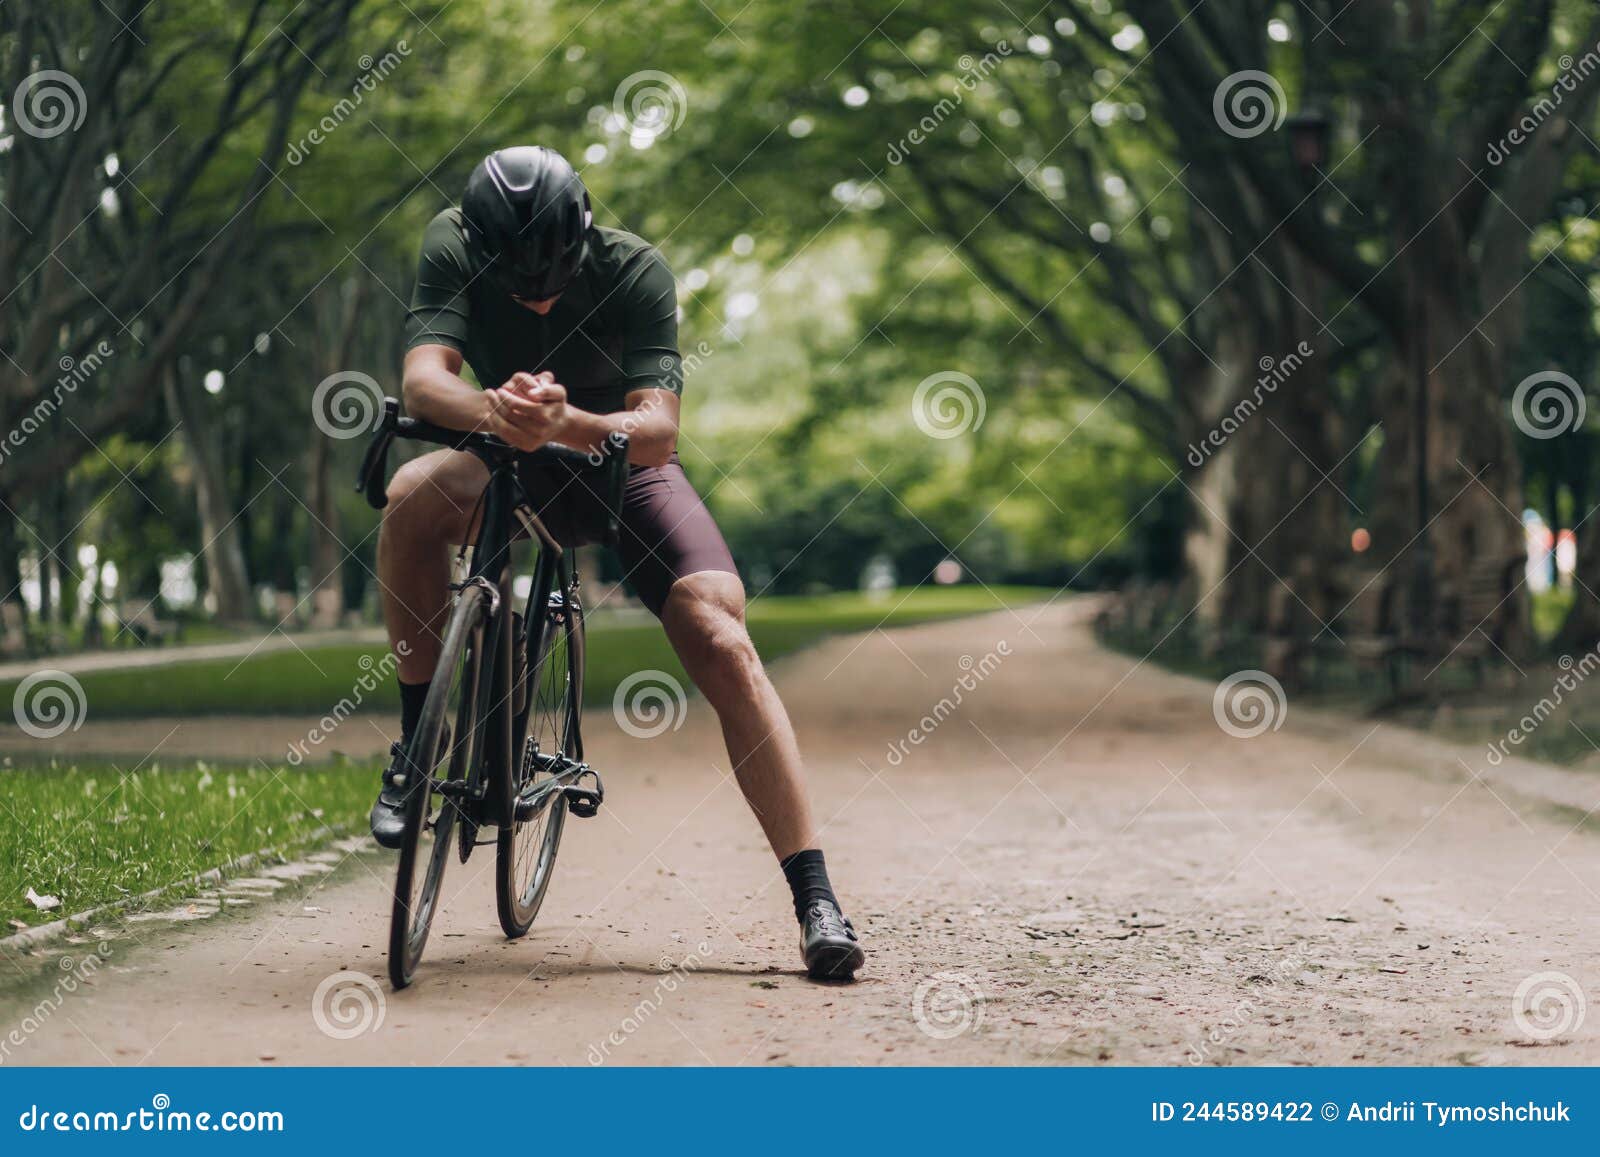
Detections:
3,0,1599,676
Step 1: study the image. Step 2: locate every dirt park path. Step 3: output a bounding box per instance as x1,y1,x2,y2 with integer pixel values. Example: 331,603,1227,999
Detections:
6,599,1600,1066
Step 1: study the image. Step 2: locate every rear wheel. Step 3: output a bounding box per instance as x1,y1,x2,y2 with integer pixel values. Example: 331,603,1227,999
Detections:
389,584,490,989
496,586,582,938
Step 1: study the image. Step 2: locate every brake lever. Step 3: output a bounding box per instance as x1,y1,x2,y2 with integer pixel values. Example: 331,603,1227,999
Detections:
355,397,401,509
603,433,630,546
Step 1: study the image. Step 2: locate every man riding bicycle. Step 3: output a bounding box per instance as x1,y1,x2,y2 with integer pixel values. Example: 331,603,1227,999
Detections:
368,145,864,980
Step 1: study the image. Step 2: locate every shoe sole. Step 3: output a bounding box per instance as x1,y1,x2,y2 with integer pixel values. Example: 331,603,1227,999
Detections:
805,939,865,980
370,823,406,851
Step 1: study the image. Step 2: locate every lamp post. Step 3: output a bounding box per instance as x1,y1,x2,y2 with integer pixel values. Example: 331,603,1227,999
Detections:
1285,109,1331,174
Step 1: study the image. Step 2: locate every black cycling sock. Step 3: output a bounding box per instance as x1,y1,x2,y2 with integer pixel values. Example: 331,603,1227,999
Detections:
398,678,431,743
780,848,839,924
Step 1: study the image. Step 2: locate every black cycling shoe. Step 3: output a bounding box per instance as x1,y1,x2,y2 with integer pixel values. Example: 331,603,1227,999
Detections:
369,725,450,850
800,899,865,980
368,743,415,850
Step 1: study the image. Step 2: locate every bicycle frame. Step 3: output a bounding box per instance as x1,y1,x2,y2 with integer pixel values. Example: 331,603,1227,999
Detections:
356,396,624,826
458,452,568,826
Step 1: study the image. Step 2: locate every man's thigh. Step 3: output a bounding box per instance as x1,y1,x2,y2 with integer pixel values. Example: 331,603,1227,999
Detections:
615,459,739,617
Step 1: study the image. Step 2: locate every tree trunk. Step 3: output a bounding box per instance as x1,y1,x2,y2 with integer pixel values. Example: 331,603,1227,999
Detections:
305,276,371,628
0,506,28,655
163,368,253,622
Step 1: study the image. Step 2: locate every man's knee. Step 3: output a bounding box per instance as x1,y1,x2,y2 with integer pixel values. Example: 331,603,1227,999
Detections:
666,575,763,697
383,452,478,539
385,457,431,514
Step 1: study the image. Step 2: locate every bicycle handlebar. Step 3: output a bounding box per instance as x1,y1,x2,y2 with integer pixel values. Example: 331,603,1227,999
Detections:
354,398,630,532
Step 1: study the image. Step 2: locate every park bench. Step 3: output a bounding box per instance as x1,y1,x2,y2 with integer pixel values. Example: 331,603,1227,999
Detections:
1260,579,1315,690
1338,572,1412,698
1435,556,1520,683
117,606,181,647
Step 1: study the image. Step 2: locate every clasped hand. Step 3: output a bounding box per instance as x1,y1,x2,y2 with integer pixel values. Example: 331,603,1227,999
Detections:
487,371,568,451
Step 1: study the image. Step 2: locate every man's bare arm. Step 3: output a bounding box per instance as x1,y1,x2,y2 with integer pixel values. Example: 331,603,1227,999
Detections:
402,345,552,438
553,387,680,467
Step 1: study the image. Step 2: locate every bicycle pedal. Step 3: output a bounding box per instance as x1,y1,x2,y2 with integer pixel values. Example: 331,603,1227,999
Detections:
563,769,604,818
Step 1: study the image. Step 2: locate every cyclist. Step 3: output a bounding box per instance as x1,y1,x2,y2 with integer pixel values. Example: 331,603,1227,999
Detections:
367,145,864,980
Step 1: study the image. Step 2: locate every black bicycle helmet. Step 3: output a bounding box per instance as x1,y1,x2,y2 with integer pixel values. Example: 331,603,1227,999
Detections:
460,146,592,300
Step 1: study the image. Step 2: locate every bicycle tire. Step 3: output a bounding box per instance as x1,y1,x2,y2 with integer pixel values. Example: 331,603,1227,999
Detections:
496,585,583,938
389,583,490,988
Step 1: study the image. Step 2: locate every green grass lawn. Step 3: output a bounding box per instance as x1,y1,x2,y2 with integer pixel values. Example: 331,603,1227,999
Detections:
4,586,1050,718
0,761,373,929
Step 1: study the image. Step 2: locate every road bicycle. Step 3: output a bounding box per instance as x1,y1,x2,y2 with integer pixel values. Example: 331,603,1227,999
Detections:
356,397,628,989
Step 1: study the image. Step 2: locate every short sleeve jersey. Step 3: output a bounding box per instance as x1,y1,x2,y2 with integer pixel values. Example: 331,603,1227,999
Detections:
405,208,681,414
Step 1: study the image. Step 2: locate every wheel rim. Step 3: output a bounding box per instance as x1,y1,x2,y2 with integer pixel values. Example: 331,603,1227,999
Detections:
398,628,480,966
510,608,574,911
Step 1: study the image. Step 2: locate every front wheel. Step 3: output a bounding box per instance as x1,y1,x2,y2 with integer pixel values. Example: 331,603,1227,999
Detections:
389,584,490,989
497,587,583,938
